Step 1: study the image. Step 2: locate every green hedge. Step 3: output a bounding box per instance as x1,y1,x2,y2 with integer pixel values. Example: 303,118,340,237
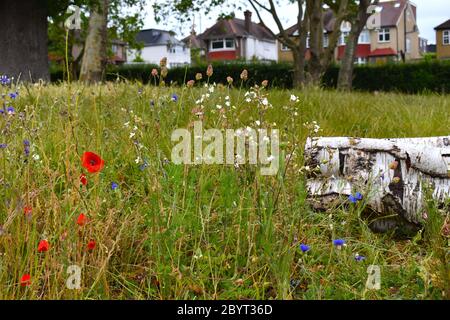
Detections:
106,61,295,88
51,60,450,93
323,61,450,93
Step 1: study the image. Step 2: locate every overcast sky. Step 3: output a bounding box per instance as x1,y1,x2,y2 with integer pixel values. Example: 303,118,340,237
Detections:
140,0,449,44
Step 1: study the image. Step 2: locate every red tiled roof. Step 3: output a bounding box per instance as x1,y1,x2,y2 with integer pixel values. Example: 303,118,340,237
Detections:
378,0,407,27
283,10,335,36
368,48,397,57
200,18,275,41
182,33,207,49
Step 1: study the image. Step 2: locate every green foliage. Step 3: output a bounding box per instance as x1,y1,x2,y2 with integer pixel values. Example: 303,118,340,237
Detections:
323,60,450,93
50,60,450,93
47,0,146,66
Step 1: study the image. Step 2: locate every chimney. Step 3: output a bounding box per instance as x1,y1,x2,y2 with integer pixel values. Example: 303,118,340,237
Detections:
244,10,252,33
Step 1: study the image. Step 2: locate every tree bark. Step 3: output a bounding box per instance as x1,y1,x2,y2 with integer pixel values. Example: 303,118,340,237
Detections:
306,0,348,86
292,5,309,88
304,136,450,235
337,0,377,91
320,0,349,72
306,0,323,85
79,0,109,83
249,0,308,88
0,0,49,82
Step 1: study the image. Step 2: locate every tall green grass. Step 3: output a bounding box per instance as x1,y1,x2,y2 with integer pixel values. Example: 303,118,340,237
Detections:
0,80,448,299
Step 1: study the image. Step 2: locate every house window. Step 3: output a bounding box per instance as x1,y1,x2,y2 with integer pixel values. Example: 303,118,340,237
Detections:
378,28,390,42
210,38,235,51
323,33,329,48
281,43,290,51
168,47,176,53
353,57,367,65
358,30,370,44
339,31,349,45
406,38,411,53
225,39,234,48
443,30,450,45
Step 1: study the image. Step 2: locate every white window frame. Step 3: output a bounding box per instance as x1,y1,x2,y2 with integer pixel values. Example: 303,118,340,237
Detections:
339,31,349,45
443,30,450,45
210,38,235,51
406,37,411,53
323,33,329,48
358,29,370,44
378,28,390,43
353,57,367,65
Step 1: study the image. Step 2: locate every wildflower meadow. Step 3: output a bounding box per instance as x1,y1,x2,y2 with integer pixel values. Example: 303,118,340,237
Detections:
0,64,449,300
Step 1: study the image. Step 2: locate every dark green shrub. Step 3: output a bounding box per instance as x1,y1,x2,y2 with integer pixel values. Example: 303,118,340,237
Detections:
50,60,450,93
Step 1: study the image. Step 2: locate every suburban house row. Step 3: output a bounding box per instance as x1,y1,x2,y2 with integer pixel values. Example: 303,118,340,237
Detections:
110,0,450,67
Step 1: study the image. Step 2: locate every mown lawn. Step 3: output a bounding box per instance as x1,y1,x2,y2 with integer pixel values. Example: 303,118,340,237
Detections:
0,79,448,299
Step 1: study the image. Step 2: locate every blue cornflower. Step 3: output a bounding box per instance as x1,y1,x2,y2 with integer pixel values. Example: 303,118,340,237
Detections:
348,192,363,203
171,94,178,102
355,254,366,262
139,160,149,171
0,144,7,149
348,194,357,203
333,239,346,247
111,182,119,190
6,106,15,114
0,75,10,85
0,109,4,115
299,244,310,252
9,92,18,99
23,140,30,156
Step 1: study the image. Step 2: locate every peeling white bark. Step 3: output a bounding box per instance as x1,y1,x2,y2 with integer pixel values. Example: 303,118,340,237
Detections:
304,136,450,232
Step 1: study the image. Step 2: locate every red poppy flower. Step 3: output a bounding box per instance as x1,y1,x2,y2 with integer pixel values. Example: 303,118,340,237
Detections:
81,152,105,173
20,274,31,287
77,213,87,226
24,206,32,217
38,239,49,252
87,240,96,251
80,174,87,186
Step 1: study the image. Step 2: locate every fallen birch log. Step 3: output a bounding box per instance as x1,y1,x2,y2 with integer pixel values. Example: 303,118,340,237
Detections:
304,136,450,234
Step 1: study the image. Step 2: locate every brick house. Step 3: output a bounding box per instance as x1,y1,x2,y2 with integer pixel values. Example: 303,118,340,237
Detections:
434,19,450,59
278,0,421,64
198,11,277,62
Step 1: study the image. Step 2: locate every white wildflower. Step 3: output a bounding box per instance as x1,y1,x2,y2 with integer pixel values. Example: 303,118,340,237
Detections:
290,94,299,102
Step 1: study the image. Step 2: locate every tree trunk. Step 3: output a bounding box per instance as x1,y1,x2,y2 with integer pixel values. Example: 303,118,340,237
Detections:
304,136,450,235
79,0,109,83
307,0,349,86
337,0,375,91
0,0,49,82
292,51,305,88
306,0,323,85
320,0,349,72
291,11,309,89
337,27,358,91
